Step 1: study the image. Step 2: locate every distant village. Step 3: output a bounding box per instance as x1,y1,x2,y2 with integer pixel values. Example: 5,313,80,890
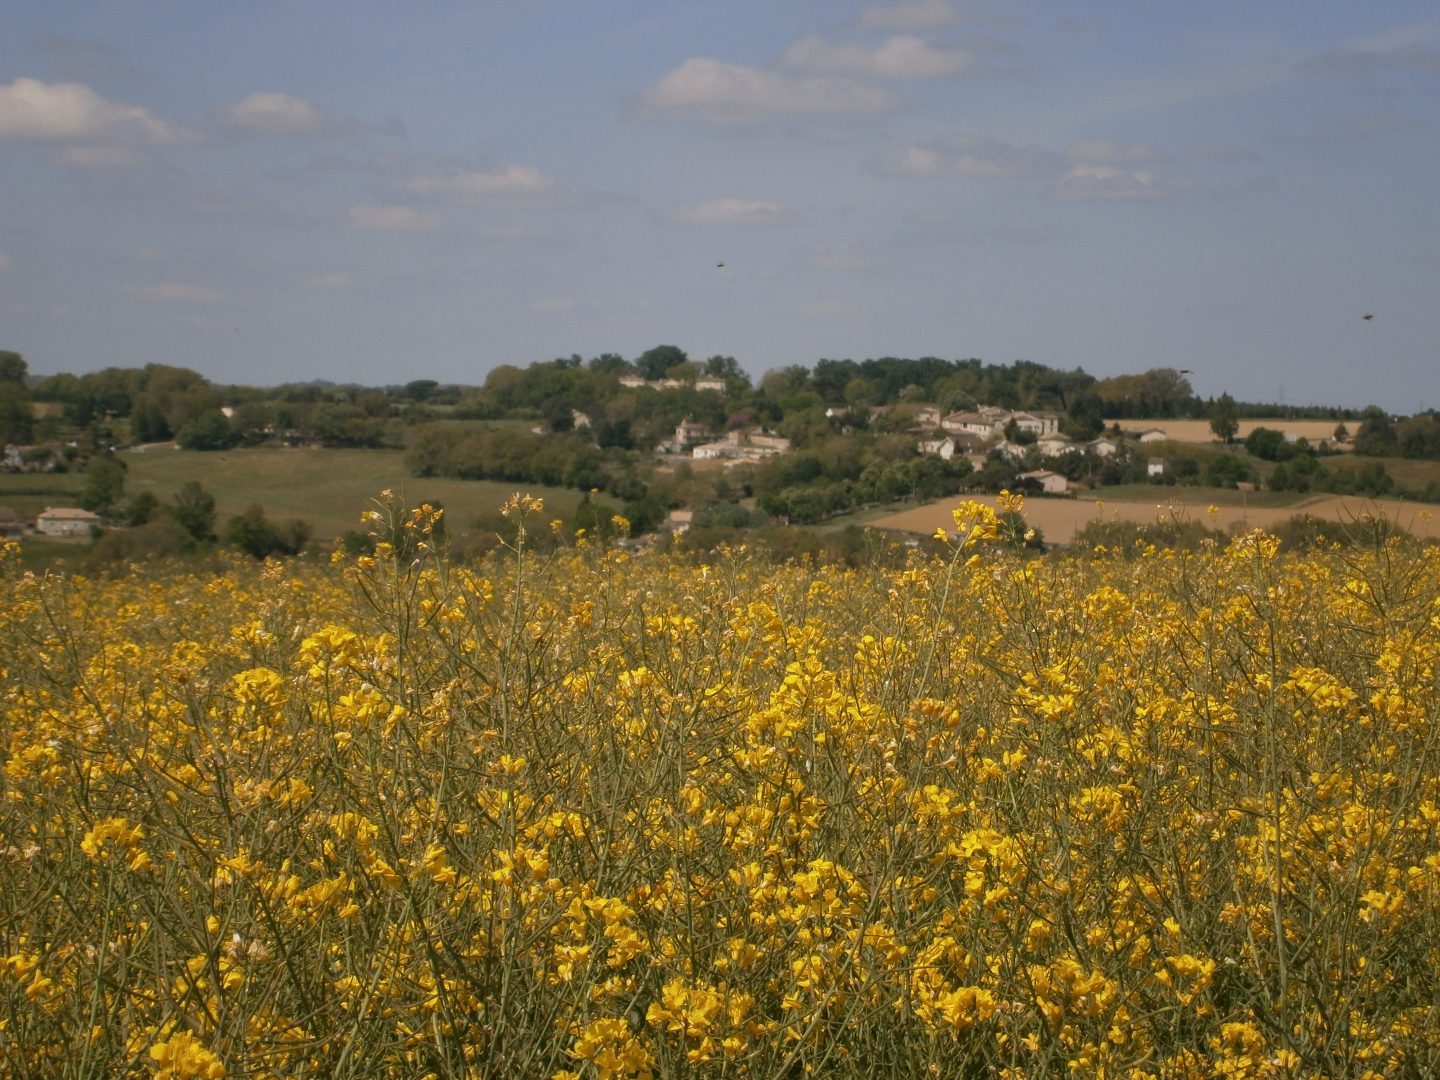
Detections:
6,347,1424,552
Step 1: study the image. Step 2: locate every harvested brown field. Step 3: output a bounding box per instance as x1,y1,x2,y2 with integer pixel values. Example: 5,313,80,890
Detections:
874,491,1440,546
1109,418,1349,444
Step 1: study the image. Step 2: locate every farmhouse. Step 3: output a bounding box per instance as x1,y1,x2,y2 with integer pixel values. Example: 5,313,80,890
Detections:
1136,428,1169,443
1017,469,1069,495
1008,411,1060,437
917,437,956,460
1036,433,1081,456
36,507,102,536
942,406,1009,438
1089,436,1121,458
692,429,791,463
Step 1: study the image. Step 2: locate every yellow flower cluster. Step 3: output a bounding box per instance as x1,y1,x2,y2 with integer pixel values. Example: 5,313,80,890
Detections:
1,498,1439,1076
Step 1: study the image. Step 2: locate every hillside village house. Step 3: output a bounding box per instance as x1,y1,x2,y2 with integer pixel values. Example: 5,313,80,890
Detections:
1089,436,1121,458
909,405,942,429
1008,411,1061,436
692,429,791,463
917,437,956,460
943,406,1010,438
1148,458,1167,477
1036,433,1081,456
1137,428,1169,443
619,375,725,392
36,507,101,536
1018,469,1069,495
664,418,713,454
942,406,1060,439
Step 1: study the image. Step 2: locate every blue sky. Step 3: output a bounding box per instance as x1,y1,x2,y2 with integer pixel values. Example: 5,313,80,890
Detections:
1,1,1437,410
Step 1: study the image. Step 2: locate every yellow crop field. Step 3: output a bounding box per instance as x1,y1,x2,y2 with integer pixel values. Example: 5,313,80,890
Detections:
3,493,1439,1077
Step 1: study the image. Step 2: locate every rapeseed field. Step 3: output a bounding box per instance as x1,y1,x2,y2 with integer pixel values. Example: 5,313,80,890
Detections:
2,493,1438,1077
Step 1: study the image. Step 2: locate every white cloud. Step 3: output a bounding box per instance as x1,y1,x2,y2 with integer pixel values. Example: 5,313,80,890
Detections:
858,0,959,31
219,92,335,135
345,204,442,231
403,164,558,203
125,282,224,303
0,77,195,143
1298,22,1440,77
672,198,785,226
879,136,1049,179
1053,164,1199,202
885,144,942,177
640,57,897,123
49,145,150,168
302,271,354,289
1065,139,1161,164
783,35,975,80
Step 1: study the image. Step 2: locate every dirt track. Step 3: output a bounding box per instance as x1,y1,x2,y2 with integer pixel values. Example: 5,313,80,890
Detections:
874,493,1440,546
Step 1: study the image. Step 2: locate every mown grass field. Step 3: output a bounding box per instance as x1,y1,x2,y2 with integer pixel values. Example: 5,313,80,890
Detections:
2,499,1438,1076
118,447,599,542
0,472,85,520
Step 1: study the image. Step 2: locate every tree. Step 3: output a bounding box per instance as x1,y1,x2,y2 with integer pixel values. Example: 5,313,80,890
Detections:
0,381,33,444
402,379,439,402
1352,407,1397,456
588,353,631,375
119,491,161,527
79,455,127,517
635,345,688,382
1244,427,1288,461
226,504,310,559
1209,393,1239,443
168,481,217,542
0,350,27,384
176,410,233,450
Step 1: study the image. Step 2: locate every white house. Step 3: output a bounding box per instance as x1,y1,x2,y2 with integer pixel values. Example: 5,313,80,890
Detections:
917,437,956,460
1147,458,1166,477
942,406,1010,438
693,429,791,462
1036,433,1081,456
1089,436,1121,458
1017,469,1069,494
1009,411,1060,437
36,507,102,536
694,377,725,393
1136,428,1169,443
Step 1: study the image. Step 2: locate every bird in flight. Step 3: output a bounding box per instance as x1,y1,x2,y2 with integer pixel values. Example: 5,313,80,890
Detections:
1362,313,1374,320
716,262,725,269
1179,369,1193,375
